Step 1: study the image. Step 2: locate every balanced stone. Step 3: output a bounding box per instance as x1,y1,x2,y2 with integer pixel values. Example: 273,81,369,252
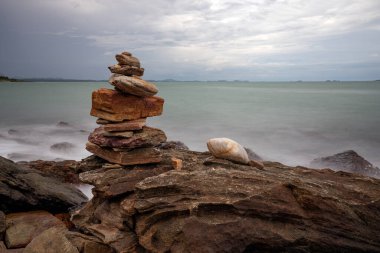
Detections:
96,118,111,125
91,88,164,121
103,118,146,132
109,74,158,97
108,64,144,76
115,53,140,68
88,126,167,149
86,142,162,165
207,138,250,164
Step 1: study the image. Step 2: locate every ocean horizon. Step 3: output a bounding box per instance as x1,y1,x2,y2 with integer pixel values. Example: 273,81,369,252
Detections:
1,80,380,168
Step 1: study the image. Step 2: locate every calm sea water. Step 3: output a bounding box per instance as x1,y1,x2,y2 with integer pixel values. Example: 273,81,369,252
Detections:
1,81,379,167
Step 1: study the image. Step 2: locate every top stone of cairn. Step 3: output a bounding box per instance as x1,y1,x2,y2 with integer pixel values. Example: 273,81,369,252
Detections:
115,52,140,68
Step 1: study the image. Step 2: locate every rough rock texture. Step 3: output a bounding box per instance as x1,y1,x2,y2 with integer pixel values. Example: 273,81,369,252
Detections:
17,159,79,183
103,118,146,132
311,150,380,178
88,126,167,149
0,211,5,241
115,53,140,68
0,156,87,213
23,227,79,253
71,146,380,253
109,74,158,97
0,241,25,252
86,142,162,166
90,88,164,122
5,211,65,248
108,64,144,76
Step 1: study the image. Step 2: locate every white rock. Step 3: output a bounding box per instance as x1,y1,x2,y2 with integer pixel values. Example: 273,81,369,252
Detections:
207,138,249,164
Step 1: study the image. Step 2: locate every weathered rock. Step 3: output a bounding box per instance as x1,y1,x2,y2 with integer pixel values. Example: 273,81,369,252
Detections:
103,118,146,132
50,142,75,153
17,159,79,183
102,131,133,138
86,142,162,166
0,156,87,213
72,199,139,252
115,53,140,67
23,227,78,253
109,74,158,97
0,211,5,240
207,137,249,164
5,211,65,248
78,164,171,198
108,64,144,76
158,141,189,151
311,150,380,178
90,88,164,122
96,118,110,125
56,121,71,127
88,126,167,149
0,241,24,252
171,157,183,170
65,231,114,253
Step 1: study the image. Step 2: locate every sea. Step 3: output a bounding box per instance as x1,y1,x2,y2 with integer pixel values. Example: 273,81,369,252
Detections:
1,81,380,168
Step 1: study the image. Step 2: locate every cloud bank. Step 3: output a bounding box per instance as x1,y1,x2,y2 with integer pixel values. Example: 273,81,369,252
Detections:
0,0,379,80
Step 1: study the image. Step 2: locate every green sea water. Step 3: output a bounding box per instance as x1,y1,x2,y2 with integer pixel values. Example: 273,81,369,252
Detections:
0,81,379,167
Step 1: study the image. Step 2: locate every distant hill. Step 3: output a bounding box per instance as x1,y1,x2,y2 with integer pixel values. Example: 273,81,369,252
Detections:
0,75,18,82
18,78,107,82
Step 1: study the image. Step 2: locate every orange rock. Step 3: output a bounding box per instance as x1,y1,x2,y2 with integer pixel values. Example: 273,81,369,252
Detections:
103,118,146,132
90,88,164,121
171,157,183,170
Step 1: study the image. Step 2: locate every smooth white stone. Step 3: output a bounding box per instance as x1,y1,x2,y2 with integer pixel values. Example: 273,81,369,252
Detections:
207,138,249,164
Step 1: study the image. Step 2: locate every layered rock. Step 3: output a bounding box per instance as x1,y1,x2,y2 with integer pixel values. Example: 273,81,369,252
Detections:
71,146,380,253
311,150,380,178
90,88,164,122
0,156,87,213
87,51,167,167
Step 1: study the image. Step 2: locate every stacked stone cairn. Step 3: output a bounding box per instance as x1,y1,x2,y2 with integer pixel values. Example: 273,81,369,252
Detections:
86,51,167,165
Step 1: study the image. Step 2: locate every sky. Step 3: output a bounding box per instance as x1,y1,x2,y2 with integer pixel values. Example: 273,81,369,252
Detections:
0,0,379,81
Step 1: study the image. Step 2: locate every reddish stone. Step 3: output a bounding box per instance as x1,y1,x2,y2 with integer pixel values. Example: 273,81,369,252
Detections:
90,88,164,122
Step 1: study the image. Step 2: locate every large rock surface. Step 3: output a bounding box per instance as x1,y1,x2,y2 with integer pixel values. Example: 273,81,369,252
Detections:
311,150,380,178
72,147,380,253
90,88,164,122
109,74,158,97
0,156,87,213
5,211,65,248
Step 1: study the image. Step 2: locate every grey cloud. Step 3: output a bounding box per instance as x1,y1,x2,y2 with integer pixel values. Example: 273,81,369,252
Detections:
0,0,379,80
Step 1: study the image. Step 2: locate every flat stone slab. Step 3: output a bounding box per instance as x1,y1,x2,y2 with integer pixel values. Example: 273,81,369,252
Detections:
108,64,144,76
90,88,164,122
88,126,167,149
103,118,146,132
86,142,162,166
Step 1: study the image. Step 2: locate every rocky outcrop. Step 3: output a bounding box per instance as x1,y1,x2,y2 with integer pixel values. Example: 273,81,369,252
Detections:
71,146,380,252
311,150,380,178
0,156,87,213
0,211,4,241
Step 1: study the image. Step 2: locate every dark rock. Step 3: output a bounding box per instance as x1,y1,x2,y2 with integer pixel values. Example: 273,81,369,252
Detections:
158,141,189,150
7,129,20,135
50,142,75,153
102,118,146,132
0,156,87,213
71,148,380,253
88,126,167,149
56,121,70,127
5,211,65,248
310,150,380,178
17,160,79,184
0,241,24,252
0,211,4,240
244,147,263,161
66,231,114,253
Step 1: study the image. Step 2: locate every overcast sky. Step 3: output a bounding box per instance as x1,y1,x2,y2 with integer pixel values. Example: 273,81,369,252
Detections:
0,0,379,81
